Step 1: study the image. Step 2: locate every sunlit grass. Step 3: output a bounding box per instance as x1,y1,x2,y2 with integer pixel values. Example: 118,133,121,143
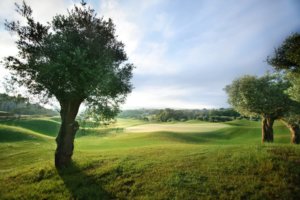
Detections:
125,122,229,133
0,117,299,199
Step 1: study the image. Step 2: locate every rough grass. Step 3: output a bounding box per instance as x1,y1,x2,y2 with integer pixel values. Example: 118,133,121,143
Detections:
0,117,299,200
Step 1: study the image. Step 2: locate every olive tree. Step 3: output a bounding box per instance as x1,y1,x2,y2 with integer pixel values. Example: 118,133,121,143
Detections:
225,74,291,143
267,33,300,144
4,1,134,167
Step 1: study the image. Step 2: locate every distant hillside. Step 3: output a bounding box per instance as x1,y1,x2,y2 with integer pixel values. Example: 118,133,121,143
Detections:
0,93,58,116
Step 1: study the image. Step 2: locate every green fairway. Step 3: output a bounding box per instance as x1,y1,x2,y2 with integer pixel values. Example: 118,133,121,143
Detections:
0,117,299,199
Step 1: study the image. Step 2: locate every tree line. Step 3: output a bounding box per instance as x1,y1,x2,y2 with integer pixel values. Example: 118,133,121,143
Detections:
118,108,241,122
0,93,57,117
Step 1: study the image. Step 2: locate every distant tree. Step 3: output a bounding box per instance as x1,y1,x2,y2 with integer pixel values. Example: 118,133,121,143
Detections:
225,74,291,143
4,1,134,167
0,93,57,116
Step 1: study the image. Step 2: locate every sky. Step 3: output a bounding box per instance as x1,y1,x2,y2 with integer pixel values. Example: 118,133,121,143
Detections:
0,0,300,109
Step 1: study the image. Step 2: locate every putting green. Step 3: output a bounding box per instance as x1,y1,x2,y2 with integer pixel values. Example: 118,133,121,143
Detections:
125,122,230,133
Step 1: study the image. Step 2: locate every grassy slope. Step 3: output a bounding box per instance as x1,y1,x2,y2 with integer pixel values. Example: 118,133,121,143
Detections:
0,118,60,137
0,118,299,199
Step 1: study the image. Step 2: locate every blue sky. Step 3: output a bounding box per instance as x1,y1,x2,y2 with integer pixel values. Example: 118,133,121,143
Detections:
0,0,300,109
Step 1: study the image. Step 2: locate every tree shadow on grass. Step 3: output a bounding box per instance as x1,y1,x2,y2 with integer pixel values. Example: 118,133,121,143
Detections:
57,161,114,200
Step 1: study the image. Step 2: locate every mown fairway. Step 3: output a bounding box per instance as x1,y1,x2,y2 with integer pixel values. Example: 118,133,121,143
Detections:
0,118,300,199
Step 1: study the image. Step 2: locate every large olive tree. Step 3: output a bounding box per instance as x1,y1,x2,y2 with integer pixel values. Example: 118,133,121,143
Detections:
4,1,134,167
225,74,291,143
267,33,300,144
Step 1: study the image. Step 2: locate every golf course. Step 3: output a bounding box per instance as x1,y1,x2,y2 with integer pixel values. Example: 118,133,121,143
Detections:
1,1,300,199
0,117,299,199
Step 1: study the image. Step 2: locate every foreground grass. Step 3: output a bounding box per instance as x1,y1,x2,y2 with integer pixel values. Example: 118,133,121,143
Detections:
0,118,299,199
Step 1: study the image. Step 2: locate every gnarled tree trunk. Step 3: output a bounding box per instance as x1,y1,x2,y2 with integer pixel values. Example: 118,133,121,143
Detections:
55,100,81,168
262,116,274,143
281,120,300,144
289,124,300,144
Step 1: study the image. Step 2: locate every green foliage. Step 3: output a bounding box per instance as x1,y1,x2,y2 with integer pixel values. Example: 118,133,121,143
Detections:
119,108,240,122
77,107,117,127
267,32,300,106
267,33,300,72
4,1,133,118
285,72,300,102
225,73,291,118
118,109,159,120
267,33,300,130
155,108,187,122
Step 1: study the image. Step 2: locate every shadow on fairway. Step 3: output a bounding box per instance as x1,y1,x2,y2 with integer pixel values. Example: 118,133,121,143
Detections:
57,162,113,200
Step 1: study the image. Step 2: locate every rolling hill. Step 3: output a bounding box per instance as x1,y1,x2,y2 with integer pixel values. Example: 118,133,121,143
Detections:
0,117,299,199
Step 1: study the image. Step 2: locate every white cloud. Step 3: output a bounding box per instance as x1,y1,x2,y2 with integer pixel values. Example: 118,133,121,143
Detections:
0,31,18,93
99,0,180,75
131,42,181,75
0,0,73,93
123,85,214,109
1,0,299,109
99,0,142,56
0,0,73,26
153,12,175,39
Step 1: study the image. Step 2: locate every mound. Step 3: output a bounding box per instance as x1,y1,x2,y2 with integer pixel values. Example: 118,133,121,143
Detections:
0,118,60,137
0,124,54,142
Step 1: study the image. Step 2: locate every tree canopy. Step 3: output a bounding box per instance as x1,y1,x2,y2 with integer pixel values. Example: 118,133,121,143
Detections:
267,32,300,144
225,74,291,118
267,33,300,73
267,33,300,103
4,1,133,117
225,73,292,142
4,1,134,167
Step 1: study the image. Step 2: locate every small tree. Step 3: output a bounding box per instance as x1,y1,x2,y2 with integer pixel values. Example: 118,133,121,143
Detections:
4,1,134,167
225,74,291,143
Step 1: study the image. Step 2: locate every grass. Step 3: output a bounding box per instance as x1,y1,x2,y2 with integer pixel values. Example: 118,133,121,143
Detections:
0,118,60,137
0,117,299,199
125,122,229,133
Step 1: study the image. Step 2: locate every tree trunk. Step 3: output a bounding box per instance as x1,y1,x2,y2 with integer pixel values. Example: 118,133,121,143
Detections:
55,100,81,168
281,120,300,144
289,124,300,144
262,117,274,143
